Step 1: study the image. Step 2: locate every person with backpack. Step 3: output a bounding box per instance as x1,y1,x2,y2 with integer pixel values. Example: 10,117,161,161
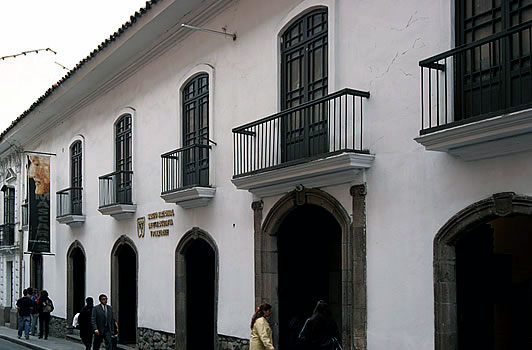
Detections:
30,289,39,336
37,290,54,339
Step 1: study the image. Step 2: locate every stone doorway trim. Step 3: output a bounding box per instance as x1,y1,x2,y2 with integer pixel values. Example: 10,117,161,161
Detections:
434,192,532,350
175,227,219,350
253,186,367,350
110,235,138,345
66,240,86,326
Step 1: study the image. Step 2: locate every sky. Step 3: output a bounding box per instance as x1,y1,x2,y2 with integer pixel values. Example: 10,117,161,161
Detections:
0,0,149,131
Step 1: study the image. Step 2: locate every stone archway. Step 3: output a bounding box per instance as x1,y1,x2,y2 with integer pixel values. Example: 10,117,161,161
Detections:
67,240,86,325
434,192,532,350
111,235,138,345
175,227,219,350
252,186,368,350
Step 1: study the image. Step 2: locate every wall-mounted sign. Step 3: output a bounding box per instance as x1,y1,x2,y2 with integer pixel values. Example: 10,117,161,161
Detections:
138,209,175,238
28,155,50,252
137,217,146,238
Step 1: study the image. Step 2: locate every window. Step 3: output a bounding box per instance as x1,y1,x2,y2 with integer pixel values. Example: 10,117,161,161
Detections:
182,74,209,187
70,141,82,215
455,0,532,119
280,8,328,161
115,114,132,204
3,187,14,225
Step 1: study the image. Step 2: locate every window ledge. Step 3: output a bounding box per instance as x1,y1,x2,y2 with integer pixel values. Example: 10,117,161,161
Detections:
415,107,532,160
56,215,85,226
98,204,136,220
161,187,215,209
231,152,375,198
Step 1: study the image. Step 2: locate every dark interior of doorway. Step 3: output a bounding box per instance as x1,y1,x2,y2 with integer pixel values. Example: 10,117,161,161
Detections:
117,245,137,344
31,254,43,292
185,239,215,350
71,248,85,314
456,216,532,349
277,204,342,349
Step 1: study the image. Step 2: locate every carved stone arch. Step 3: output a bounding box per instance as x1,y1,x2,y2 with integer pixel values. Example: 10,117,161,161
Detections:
110,235,138,345
66,240,86,325
255,187,365,350
434,192,532,350
175,227,219,350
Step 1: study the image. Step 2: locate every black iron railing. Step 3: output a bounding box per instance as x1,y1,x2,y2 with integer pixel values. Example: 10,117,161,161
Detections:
0,223,15,246
56,187,83,217
98,170,133,207
232,88,370,177
420,20,532,133
161,144,211,193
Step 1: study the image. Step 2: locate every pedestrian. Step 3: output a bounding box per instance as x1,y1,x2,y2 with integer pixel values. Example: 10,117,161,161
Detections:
250,303,275,350
79,297,94,350
91,294,115,350
37,290,54,339
298,300,342,350
16,289,33,340
30,288,39,336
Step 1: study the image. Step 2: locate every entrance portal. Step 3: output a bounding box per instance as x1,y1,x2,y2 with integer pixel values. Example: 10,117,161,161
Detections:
277,204,342,349
67,242,86,323
456,216,532,349
185,239,215,350
111,238,137,345
30,254,43,291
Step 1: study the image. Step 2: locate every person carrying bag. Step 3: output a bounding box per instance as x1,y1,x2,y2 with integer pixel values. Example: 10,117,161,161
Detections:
298,300,342,350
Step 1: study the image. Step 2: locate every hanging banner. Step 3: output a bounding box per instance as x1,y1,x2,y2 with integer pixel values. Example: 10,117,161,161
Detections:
28,155,50,252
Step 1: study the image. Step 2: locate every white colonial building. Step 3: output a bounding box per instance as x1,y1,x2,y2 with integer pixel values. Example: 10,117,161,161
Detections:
0,0,531,349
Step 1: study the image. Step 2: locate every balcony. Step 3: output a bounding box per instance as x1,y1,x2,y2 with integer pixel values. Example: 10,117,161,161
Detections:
232,88,374,197
98,170,136,219
56,187,85,226
416,20,532,160
160,144,215,209
0,224,15,247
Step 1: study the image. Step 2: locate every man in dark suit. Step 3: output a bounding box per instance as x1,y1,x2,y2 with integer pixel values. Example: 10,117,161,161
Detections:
91,294,115,350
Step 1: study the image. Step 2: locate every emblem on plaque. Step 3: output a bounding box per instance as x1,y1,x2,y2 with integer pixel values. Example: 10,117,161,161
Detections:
137,217,146,238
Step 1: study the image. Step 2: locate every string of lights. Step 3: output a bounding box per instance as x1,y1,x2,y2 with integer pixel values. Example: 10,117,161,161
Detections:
0,48,57,61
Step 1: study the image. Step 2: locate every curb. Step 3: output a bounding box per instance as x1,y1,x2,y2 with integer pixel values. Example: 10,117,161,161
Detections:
0,334,52,350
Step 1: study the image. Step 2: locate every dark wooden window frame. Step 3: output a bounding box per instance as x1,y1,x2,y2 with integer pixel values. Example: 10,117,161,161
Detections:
181,74,210,187
115,114,132,204
70,141,82,215
280,8,329,162
2,187,14,225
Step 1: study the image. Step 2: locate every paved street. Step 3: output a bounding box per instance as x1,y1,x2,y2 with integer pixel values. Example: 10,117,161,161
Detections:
0,338,30,350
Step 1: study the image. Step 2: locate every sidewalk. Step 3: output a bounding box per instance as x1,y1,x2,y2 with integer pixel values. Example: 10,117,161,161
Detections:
0,326,84,350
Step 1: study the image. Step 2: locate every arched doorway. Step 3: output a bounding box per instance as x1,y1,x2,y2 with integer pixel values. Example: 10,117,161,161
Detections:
67,241,86,324
111,236,138,345
256,188,357,349
175,228,218,350
30,254,43,292
277,204,342,349
434,192,532,350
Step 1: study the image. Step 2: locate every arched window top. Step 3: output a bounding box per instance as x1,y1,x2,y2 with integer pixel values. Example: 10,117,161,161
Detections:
70,140,82,156
115,113,132,134
281,8,327,50
183,73,209,103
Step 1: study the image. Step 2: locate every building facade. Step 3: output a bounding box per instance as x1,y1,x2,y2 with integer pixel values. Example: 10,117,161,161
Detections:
0,0,531,349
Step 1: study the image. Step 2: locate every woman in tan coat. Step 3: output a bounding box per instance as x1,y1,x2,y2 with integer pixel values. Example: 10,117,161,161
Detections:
250,303,275,350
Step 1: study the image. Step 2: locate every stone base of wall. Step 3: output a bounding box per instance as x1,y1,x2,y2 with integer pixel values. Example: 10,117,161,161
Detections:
139,327,175,350
9,309,17,329
218,334,249,350
49,316,68,338
0,307,11,326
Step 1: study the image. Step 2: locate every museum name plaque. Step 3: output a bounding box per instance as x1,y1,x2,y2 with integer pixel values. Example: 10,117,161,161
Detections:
138,209,175,238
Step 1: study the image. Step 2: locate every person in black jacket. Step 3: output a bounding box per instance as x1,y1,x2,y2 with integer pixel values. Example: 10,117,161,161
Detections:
37,290,53,339
298,300,342,350
79,297,94,350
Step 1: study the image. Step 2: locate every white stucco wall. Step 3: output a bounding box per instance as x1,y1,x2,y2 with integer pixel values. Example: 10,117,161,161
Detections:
2,0,531,348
